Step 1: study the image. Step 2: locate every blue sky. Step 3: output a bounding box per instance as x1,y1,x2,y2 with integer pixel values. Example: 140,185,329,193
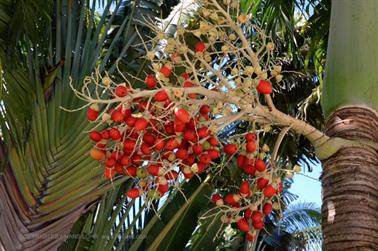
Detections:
290,162,322,207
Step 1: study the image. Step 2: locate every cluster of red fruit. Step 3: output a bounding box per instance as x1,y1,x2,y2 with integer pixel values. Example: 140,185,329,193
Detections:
209,133,282,240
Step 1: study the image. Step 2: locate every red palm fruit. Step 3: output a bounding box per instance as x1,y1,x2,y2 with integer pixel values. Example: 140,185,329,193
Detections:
253,221,264,230
104,168,116,180
237,155,246,168
126,188,142,199
183,169,194,179
165,138,180,151
256,80,272,94
256,177,269,190
123,108,132,119
237,218,250,232
224,194,240,205
141,143,151,155
184,154,195,165
174,120,186,133
143,132,155,145
144,75,157,89
197,127,210,138
208,136,219,146
245,133,256,141
263,185,276,198
110,151,123,161
175,108,190,123
239,181,250,195
154,137,165,150
199,153,211,165
109,128,121,140
160,65,172,78
89,131,102,142
244,158,255,166
197,163,207,173
121,155,131,166
246,232,256,241
135,118,149,131
208,149,220,160
154,90,169,102
125,116,137,127
186,118,196,130
123,139,136,151
147,164,163,176
165,170,178,180
90,148,105,161
246,141,256,153
176,148,189,160
245,208,252,219
87,104,99,121
138,100,148,112
115,85,128,97
211,194,224,206
111,110,124,122
192,144,203,154
165,122,175,135
115,163,124,174
132,154,143,165
255,159,267,172
183,129,196,142
224,144,238,154
199,104,210,115
158,182,169,194
195,41,206,53
263,203,273,215
101,129,110,139
180,72,189,79
251,211,263,222
105,158,116,167
96,142,106,150
124,166,137,176
243,165,256,176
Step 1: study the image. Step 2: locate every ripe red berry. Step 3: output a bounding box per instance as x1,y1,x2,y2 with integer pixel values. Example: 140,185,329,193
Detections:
180,72,190,79
246,141,256,153
123,139,136,151
127,188,142,199
154,138,165,150
140,142,151,155
147,164,162,176
263,185,276,198
199,104,210,115
183,129,196,142
158,182,169,194
125,116,137,127
87,105,99,121
237,218,250,232
246,232,256,241
197,127,210,139
154,90,169,102
263,203,273,215
253,220,264,230
192,144,203,154
123,166,137,176
256,80,272,94
251,211,263,222
165,170,178,180
195,41,206,53
208,136,219,146
255,159,267,172
134,118,149,131
115,85,128,97
245,133,256,141
144,75,157,89
237,155,246,168
165,138,180,151
160,65,172,78
90,148,105,161
224,144,238,154
239,181,250,195
175,108,190,123
224,194,239,205
104,168,115,180
211,194,223,204
208,149,220,160
243,165,256,176
111,110,124,122
89,131,102,142
176,148,189,160
256,177,269,190
105,158,116,167
199,153,211,165
121,155,131,166
109,128,121,140
174,120,186,133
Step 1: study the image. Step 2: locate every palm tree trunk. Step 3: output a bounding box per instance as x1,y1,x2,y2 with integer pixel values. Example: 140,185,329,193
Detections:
321,106,378,250
322,1,378,249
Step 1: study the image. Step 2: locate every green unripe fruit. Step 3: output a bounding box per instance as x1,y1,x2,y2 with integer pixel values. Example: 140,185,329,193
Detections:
202,141,211,150
137,169,147,179
147,190,161,200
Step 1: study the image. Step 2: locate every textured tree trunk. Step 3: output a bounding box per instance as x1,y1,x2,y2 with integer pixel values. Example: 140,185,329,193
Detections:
321,106,378,250
0,167,86,251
